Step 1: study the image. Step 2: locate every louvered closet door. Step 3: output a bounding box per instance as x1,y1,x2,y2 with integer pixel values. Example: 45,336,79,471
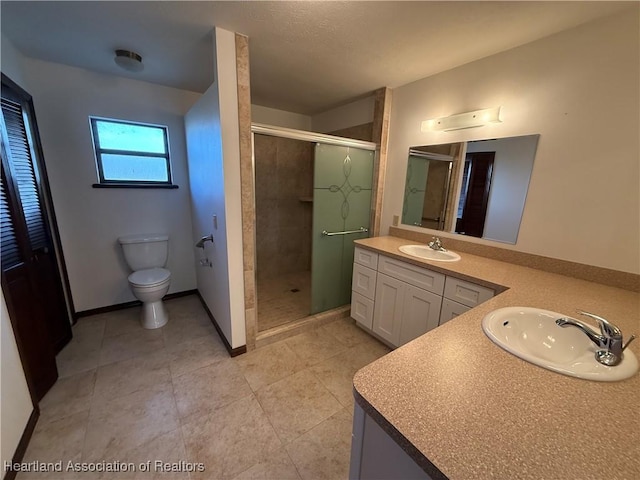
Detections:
1,76,71,401
1,95,70,354
1,161,58,402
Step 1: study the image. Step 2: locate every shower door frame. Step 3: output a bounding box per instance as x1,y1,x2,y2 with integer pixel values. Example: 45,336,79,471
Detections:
250,123,378,339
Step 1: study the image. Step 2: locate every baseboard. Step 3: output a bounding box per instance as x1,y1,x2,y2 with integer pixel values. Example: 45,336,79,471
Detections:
73,289,198,319
3,407,40,480
195,291,247,357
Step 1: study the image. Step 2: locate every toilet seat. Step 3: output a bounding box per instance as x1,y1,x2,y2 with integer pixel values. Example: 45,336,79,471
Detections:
128,267,171,288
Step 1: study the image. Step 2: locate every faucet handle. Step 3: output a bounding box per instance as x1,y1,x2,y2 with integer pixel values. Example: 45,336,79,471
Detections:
576,310,621,338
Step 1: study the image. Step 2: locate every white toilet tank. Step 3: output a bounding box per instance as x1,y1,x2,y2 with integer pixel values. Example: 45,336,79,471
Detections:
118,234,169,271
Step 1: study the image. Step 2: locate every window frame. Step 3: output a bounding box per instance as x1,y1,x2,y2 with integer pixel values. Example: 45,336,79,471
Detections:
89,116,175,188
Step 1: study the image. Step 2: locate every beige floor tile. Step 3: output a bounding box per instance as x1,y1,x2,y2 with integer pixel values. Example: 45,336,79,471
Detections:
102,307,144,339
283,328,349,368
90,428,189,480
310,341,391,408
56,317,105,378
25,296,392,480
285,409,353,480
93,350,171,401
256,369,342,444
161,313,217,347
172,359,253,423
165,295,208,319
39,370,96,424
234,342,306,392
20,410,89,478
231,447,301,480
182,395,282,480
83,383,180,463
320,318,378,348
166,334,229,378
99,328,165,366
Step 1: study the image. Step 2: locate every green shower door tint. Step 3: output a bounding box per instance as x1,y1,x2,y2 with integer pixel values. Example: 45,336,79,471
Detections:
311,143,374,314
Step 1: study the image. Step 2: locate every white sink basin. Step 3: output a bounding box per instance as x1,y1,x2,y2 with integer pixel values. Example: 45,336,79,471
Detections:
482,307,638,381
398,245,461,262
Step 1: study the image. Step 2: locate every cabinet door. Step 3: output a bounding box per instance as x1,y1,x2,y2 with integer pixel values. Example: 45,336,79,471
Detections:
439,298,470,326
372,273,404,346
399,285,442,346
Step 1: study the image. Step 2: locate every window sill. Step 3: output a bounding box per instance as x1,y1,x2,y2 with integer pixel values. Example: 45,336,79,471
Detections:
92,183,179,189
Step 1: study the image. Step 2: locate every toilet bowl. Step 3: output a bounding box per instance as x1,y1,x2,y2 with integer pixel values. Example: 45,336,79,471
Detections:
118,234,171,329
128,267,171,329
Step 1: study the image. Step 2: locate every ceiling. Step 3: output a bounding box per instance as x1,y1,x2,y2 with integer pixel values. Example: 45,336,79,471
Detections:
1,1,632,115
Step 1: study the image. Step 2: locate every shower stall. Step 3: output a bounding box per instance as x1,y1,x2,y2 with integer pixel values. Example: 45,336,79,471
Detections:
252,124,376,333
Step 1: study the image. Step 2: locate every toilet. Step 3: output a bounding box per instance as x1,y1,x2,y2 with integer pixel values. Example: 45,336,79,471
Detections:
118,234,171,329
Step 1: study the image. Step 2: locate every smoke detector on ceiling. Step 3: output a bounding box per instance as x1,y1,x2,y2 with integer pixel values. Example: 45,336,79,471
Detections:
114,49,144,72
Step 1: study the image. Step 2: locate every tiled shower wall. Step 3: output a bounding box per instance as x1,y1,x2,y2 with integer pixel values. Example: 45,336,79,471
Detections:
255,134,314,281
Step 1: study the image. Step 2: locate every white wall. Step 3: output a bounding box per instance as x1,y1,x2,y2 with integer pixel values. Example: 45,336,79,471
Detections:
383,9,639,273
251,104,312,130
20,58,200,311
185,28,246,349
0,38,35,467
466,136,538,243
1,34,29,90
312,95,375,133
1,292,34,468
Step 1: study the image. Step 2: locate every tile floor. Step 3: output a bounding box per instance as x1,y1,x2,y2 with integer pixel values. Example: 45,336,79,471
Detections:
19,295,390,480
256,271,311,332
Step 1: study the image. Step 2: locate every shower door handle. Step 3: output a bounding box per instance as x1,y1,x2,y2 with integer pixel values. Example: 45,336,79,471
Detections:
321,227,368,237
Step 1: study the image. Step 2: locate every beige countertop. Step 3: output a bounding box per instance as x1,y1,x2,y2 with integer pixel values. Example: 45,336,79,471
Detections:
352,236,640,480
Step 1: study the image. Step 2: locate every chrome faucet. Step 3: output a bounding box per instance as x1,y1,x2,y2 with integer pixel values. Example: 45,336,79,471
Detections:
427,236,447,252
556,310,636,366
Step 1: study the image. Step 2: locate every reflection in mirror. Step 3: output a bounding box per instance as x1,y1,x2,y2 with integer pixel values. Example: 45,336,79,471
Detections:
402,135,539,244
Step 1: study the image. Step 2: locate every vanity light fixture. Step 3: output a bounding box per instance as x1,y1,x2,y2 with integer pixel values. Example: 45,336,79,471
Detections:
114,49,144,72
421,106,502,132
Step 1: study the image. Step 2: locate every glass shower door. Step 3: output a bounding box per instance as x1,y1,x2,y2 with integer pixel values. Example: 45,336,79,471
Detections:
311,143,374,314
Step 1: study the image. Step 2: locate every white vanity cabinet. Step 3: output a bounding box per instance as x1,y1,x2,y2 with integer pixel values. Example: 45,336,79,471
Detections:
372,257,443,347
351,246,495,348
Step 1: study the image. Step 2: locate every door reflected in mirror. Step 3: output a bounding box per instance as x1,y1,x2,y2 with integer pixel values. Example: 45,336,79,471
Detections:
401,134,539,244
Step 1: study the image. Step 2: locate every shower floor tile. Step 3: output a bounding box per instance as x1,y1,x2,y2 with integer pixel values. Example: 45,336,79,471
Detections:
257,271,311,332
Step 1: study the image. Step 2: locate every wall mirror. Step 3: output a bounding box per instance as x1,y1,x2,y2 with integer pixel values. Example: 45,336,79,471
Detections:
401,134,539,244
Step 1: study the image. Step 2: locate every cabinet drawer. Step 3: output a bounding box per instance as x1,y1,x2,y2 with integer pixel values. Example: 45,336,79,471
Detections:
351,292,375,330
439,298,470,326
443,277,494,308
378,255,445,295
354,247,379,270
352,263,377,300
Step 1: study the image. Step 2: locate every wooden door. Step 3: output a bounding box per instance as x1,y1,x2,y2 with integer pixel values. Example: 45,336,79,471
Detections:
1,74,71,401
458,152,495,238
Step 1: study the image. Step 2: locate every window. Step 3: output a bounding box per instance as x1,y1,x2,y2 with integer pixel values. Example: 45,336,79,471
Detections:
90,117,176,188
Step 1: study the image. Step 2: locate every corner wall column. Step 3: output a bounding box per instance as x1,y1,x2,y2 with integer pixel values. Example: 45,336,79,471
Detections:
236,33,257,351
371,87,392,237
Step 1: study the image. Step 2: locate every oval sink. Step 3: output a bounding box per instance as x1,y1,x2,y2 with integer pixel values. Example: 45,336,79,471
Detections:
482,307,638,381
398,245,461,262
